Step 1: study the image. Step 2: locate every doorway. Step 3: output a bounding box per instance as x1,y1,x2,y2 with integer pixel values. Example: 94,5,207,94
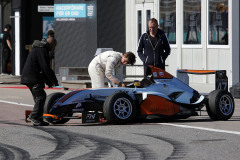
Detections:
136,3,154,44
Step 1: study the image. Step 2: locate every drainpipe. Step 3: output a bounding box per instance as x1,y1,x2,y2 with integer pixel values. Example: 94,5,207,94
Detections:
0,1,2,32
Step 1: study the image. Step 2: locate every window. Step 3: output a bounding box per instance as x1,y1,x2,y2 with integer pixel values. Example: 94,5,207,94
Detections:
183,0,201,44
208,0,228,45
137,10,142,41
146,10,151,30
159,0,176,44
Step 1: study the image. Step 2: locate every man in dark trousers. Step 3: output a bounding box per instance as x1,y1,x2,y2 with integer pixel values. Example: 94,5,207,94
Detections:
21,37,58,126
137,18,171,77
1,24,12,75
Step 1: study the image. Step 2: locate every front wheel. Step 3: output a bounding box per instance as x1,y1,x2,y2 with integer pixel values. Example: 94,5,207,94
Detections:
206,90,234,120
44,92,72,124
103,92,136,124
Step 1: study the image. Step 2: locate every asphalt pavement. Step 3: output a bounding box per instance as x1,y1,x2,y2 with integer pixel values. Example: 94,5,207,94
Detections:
0,101,240,160
0,82,240,159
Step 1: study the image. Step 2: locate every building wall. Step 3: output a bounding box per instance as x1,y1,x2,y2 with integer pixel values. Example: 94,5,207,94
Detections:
126,0,233,92
54,0,126,74
54,0,97,73
2,0,11,31
232,0,240,86
23,0,54,44
97,0,126,53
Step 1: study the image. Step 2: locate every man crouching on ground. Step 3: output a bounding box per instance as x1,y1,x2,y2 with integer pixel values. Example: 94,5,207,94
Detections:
21,37,58,126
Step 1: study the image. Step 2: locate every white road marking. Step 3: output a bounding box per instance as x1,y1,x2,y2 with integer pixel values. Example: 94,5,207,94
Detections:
0,100,33,107
160,123,240,135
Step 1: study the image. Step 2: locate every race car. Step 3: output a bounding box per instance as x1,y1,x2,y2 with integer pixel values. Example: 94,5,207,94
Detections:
42,66,235,124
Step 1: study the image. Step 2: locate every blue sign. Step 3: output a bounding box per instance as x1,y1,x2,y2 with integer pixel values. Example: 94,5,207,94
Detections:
54,4,86,18
43,17,54,39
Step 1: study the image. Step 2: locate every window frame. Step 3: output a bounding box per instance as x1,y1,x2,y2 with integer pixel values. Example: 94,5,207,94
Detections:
159,0,177,45
182,0,202,47
207,0,229,48
137,9,142,42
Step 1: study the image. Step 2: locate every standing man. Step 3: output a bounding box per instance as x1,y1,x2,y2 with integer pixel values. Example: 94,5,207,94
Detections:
1,24,12,75
88,51,136,88
47,29,57,69
137,18,171,77
21,37,58,126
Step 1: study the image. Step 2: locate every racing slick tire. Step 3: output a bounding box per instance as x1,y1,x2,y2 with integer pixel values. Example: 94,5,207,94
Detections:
44,92,72,124
206,90,234,121
103,92,136,124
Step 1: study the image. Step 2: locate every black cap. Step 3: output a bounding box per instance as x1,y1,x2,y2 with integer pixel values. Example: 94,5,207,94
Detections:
5,24,11,31
47,30,55,37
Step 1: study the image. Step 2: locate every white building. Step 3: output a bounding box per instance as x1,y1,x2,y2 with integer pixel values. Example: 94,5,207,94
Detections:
126,0,239,93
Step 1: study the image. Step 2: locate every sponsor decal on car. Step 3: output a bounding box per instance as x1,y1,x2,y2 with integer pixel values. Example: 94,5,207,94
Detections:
72,108,84,112
92,95,107,99
153,72,157,77
159,72,164,76
76,103,82,108
115,90,129,94
82,111,99,123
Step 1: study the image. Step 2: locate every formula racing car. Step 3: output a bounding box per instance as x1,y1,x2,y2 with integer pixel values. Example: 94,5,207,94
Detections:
42,66,235,124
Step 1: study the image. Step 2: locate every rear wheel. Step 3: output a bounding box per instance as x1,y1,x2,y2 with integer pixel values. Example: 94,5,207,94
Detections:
206,90,234,120
44,92,72,124
103,92,136,124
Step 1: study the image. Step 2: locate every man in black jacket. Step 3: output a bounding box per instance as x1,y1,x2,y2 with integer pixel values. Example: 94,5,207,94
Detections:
1,24,12,75
21,37,58,126
137,18,171,77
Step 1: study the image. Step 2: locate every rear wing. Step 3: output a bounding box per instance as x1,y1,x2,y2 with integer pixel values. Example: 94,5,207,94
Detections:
177,69,228,90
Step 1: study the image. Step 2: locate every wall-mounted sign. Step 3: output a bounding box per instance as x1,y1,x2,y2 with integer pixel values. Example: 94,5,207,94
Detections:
54,4,86,21
38,5,54,12
87,4,94,17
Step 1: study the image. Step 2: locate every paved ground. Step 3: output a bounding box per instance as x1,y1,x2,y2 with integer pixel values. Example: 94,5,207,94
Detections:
0,83,239,131
0,98,240,159
0,82,240,159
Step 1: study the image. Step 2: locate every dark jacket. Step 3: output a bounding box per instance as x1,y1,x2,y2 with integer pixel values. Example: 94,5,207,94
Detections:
2,31,11,51
21,43,58,87
137,28,171,70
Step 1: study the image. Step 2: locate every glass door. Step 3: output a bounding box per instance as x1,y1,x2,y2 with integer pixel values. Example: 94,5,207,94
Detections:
136,3,154,43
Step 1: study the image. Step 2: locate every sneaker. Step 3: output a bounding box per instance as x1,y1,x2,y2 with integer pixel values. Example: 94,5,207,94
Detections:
27,116,49,126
